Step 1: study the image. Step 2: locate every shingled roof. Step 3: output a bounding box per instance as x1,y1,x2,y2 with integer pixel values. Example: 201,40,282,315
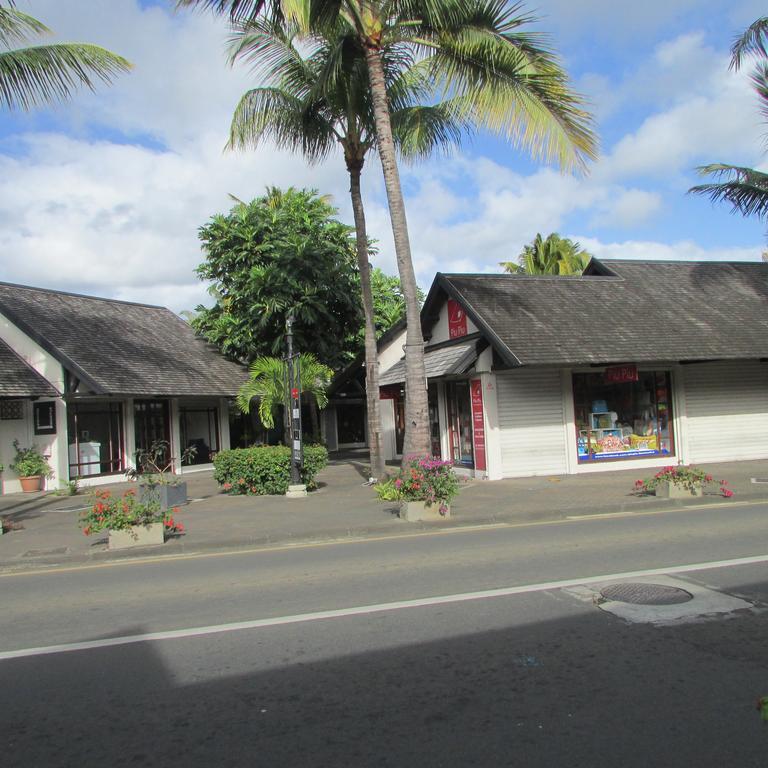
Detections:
431,259,768,367
0,283,247,397
0,338,59,397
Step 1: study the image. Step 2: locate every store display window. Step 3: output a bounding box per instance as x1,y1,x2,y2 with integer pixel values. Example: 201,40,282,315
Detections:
572,369,674,462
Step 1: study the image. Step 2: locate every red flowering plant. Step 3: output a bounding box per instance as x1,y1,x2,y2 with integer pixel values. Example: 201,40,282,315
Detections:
375,456,461,515
79,488,185,535
633,465,734,497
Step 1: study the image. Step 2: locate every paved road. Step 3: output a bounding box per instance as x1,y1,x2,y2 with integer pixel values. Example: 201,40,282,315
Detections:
2,503,767,766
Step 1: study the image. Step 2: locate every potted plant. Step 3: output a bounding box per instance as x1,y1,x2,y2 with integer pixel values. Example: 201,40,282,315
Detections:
375,456,460,521
10,440,54,492
79,487,185,550
126,439,196,509
633,465,733,498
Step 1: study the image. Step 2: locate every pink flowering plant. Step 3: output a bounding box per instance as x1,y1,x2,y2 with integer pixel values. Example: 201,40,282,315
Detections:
79,488,185,535
633,465,734,497
375,456,460,514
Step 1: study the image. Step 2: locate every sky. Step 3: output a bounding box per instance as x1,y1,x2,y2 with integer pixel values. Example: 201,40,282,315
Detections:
1,0,767,314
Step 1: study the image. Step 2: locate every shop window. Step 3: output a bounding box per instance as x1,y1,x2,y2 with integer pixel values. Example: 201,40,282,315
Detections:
573,370,674,462
179,406,219,465
67,401,124,477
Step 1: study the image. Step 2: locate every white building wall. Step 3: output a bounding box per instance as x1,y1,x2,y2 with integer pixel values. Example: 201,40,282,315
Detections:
0,399,61,493
377,329,408,375
496,369,568,477
683,361,768,463
428,301,479,345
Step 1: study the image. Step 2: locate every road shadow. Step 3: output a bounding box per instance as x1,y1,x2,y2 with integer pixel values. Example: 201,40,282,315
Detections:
2,577,767,767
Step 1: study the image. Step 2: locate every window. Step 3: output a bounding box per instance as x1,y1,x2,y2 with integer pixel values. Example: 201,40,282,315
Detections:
67,401,124,477
179,406,219,465
573,370,674,462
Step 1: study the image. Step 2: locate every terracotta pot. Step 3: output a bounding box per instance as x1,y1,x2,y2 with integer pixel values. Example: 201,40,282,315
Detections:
19,475,42,493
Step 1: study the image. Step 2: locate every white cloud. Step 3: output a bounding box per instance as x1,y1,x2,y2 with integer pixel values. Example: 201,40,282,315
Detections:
590,189,662,228
577,236,763,263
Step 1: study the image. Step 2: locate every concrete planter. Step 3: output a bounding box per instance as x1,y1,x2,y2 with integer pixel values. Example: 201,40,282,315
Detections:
19,475,42,493
399,500,451,521
654,482,703,499
139,481,187,509
108,522,165,550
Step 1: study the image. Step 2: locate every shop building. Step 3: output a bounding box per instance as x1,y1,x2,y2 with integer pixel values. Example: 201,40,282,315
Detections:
0,282,247,494
330,259,768,478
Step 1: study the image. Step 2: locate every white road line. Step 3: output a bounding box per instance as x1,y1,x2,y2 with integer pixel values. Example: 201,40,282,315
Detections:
2,552,767,661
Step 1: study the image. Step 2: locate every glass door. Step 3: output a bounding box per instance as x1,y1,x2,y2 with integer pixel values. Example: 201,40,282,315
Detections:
134,399,171,469
446,381,474,467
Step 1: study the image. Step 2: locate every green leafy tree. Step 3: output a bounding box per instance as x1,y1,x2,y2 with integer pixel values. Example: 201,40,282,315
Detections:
192,187,362,370
689,17,768,222
500,232,592,275
179,0,597,458
225,17,456,477
0,1,130,111
236,352,333,443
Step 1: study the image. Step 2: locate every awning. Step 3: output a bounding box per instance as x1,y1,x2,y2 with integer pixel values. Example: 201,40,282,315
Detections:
378,341,479,386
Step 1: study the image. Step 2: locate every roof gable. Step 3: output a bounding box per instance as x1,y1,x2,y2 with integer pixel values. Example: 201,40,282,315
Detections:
0,338,59,397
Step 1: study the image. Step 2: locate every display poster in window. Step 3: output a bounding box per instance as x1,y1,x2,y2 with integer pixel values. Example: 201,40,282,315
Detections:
470,379,486,471
448,299,468,339
573,371,674,463
33,401,56,435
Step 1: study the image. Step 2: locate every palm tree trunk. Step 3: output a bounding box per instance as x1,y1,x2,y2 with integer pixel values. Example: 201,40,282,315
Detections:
364,45,429,460
347,157,386,479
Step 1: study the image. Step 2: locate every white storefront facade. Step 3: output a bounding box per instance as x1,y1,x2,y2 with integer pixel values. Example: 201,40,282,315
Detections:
368,259,768,479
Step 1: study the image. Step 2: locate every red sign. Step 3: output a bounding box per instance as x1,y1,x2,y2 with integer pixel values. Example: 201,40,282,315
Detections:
470,379,486,471
448,299,467,339
291,388,299,399
604,365,638,384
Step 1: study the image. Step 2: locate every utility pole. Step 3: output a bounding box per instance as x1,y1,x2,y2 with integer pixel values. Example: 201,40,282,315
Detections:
284,313,306,498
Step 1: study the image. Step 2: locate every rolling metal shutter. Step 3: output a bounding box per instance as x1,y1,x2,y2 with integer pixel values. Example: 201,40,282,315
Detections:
497,370,567,477
684,361,768,463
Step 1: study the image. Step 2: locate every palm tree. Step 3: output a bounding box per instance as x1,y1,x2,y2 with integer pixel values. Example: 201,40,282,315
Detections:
0,1,130,111
689,17,768,222
225,17,465,479
236,352,333,444
500,232,592,275
179,0,597,458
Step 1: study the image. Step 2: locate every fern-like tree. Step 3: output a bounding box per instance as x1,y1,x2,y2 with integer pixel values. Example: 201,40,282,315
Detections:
236,352,333,444
500,232,592,275
689,17,768,222
0,1,130,111
179,0,597,459
225,17,465,478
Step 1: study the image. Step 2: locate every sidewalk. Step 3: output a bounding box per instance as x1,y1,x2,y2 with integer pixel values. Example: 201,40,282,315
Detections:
1,456,767,572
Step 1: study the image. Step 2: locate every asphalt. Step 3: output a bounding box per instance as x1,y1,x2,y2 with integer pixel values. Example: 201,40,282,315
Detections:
1,452,767,573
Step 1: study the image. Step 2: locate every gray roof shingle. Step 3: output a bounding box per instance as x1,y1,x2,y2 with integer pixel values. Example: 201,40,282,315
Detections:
439,259,768,367
0,338,59,397
379,340,479,385
0,283,247,397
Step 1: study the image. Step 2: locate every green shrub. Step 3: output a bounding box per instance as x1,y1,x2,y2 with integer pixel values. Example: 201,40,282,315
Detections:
213,444,328,495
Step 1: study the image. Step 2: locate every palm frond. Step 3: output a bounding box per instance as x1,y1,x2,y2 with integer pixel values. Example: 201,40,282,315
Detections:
0,6,48,47
0,43,131,111
730,16,768,71
689,163,768,219
391,100,470,160
411,0,598,172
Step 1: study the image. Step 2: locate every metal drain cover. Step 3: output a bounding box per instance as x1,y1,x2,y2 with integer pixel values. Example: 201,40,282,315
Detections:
600,582,693,605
